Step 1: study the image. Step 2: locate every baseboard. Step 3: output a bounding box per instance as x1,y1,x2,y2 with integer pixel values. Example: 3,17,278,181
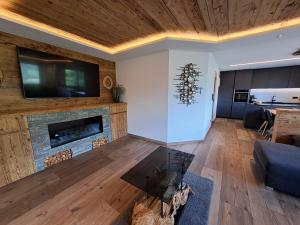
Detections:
166,140,203,146
128,133,203,146
128,134,167,145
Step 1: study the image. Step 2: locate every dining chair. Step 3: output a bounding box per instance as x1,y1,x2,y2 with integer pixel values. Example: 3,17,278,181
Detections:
264,110,275,141
258,108,268,135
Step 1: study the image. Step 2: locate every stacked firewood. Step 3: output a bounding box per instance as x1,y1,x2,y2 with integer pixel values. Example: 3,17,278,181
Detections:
131,184,192,225
44,149,72,168
92,137,109,149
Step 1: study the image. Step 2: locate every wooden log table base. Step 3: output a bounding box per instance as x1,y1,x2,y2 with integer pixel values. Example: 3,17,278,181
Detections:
131,184,192,225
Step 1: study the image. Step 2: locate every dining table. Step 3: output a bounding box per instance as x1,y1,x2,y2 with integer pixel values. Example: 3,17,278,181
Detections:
267,108,300,115
267,108,300,142
267,108,277,115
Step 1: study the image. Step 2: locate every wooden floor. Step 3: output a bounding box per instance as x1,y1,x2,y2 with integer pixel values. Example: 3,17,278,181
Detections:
0,119,299,225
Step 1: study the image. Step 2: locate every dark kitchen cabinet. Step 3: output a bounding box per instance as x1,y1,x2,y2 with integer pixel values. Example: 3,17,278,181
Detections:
231,102,247,119
252,69,271,88
234,70,253,89
289,66,300,88
252,67,290,88
217,71,235,118
267,67,290,88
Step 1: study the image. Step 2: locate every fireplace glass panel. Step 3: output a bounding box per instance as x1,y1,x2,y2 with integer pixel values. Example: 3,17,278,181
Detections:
48,116,103,148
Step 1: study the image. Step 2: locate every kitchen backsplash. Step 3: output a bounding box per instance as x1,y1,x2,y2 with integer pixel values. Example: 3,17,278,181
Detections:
250,88,300,103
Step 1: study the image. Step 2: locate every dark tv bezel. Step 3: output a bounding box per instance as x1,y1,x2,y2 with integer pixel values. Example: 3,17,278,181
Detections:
16,47,100,99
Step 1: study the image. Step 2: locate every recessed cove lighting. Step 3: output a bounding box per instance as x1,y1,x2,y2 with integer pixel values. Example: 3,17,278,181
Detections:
229,58,300,67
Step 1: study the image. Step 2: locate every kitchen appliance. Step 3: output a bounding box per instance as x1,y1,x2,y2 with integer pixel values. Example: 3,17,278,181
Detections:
233,89,249,102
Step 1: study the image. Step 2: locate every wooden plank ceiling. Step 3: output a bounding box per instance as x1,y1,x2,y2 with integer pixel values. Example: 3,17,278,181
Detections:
0,0,300,47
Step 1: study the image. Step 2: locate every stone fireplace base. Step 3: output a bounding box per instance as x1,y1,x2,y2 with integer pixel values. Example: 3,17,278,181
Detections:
27,107,112,171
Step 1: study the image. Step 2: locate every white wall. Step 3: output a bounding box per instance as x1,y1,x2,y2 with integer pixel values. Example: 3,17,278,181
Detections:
116,51,169,142
167,50,219,142
117,50,219,143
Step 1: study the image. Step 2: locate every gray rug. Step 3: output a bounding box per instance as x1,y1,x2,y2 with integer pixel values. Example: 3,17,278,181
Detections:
177,172,214,225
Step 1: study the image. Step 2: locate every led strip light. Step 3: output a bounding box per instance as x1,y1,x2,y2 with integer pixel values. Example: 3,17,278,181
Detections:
229,58,300,67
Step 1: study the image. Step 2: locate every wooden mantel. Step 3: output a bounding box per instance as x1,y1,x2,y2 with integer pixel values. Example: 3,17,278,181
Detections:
0,102,126,116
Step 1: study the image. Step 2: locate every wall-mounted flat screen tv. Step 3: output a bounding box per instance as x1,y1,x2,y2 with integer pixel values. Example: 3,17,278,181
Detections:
17,47,100,98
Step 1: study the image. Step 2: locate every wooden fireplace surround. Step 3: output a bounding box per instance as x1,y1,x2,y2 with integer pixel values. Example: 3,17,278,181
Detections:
0,101,128,188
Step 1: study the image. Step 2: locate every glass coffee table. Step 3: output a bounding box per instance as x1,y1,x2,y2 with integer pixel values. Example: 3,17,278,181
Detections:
121,146,195,217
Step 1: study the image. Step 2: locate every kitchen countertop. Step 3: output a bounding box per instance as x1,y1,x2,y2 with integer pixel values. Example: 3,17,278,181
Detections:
247,102,300,107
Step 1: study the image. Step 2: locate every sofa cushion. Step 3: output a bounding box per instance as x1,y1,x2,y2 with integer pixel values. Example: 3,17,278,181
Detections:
254,141,300,180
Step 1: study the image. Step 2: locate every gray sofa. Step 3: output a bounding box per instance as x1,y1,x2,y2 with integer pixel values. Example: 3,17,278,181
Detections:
253,140,300,197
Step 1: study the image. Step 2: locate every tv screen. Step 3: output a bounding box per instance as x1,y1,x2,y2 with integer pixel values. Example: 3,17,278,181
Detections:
17,47,100,98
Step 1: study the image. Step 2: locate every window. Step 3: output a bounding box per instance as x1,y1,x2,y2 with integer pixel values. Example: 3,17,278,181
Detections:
65,69,85,87
21,63,40,84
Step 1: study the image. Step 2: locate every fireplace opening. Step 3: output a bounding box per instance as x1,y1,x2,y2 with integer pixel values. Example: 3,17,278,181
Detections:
48,116,103,148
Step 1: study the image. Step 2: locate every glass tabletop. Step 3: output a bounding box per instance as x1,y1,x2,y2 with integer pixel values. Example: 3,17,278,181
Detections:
121,146,195,203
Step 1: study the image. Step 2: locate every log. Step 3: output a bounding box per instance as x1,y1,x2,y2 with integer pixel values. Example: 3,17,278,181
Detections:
44,149,72,168
131,184,192,225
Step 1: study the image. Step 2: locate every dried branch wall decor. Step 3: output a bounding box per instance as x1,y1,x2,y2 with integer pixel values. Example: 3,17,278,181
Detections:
174,63,202,106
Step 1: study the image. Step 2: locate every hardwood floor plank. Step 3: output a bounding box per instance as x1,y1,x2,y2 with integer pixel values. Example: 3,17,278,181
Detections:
173,143,199,154
269,210,292,225
237,128,252,141
262,189,284,214
201,167,222,225
205,144,224,172
243,157,267,208
219,201,253,225
278,197,300,225
250,202,277,225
